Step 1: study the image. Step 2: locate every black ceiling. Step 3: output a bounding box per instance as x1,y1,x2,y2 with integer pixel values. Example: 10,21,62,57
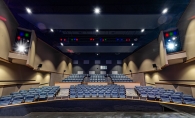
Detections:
3,0,190,60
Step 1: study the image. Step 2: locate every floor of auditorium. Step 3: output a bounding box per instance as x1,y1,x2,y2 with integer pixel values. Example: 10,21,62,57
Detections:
19,112,193,118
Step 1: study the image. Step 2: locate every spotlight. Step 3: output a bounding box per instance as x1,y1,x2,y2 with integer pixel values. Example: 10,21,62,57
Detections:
96,43,99,46
141,29,145,33
172,37,177,40
167,43,175,50
175,44,178,46
15,41,28,54
60,43,63,46
132,43,134,46
97,54,98,55
162,8,168,14
96,29,99,32
94,7,100,14
26,7,32,14
50,28,54,32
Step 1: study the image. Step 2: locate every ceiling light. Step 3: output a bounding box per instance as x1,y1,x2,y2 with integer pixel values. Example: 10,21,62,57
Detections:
175,44,178,46
141,29,145,33
162,8,168,14
96,43,99,46
97,54,98,55
60,43,63,46
96,29,99,32
132,43,134,46
50,28,54,32
26,7,32,14
94,7,100,14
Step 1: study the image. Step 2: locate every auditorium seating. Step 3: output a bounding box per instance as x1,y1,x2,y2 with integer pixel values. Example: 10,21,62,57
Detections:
62,74,86,82
135,86,195,105
89,74,107,82
69,84,126,98
109,74,133,82
0,86,60,106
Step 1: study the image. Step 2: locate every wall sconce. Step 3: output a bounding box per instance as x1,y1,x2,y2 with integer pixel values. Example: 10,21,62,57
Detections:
38,64,42,68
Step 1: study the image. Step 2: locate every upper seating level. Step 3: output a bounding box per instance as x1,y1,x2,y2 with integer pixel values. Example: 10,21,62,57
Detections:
135,86,195,105
62,74,86,82
0,86,60,106
88,74,107,82
109,74,133,82
69,84,126,98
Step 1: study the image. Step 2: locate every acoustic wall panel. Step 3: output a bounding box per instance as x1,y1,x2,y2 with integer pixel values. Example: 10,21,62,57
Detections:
95,60,100,64
84,60,89,64
106,60,112,64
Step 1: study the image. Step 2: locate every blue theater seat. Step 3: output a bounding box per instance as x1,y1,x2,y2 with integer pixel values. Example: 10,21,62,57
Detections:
183,96,195,105
84,91,90,98
171,95,182,104
70,92,76,98
111,92,118,98
147,92,155,100
39,92,48,99
0,97,12,106
105,92,111,98
12,96,24,104
98,91,104,98
92,92,97,98
140,91,147,98
25,95,35,102
160,95,170,102
47,92,56,98
77,92,84,98
119,92,126,98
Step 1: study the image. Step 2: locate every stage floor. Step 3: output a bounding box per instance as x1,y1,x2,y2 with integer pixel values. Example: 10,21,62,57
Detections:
23,112,193,118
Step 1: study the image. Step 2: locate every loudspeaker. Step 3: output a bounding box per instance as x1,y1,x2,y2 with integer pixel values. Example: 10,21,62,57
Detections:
38,64,42,68
64,70,66,72
152,64,157,68
129,70,132,72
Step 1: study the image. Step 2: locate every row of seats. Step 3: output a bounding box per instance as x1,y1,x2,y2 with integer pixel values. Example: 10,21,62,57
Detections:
69,84,126,98
89,74,107,82
135,86,195,105
62,74,86,82
109,74,133,82
0,86,60,106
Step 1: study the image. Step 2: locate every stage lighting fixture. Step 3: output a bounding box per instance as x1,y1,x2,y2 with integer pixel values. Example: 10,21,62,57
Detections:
141,29,145,33
162,8,168,14
97,54,98,55
172,37,177,40
50,28,54,32
167,42,175,50
15,42,28,54
26,7,32,14
96,43,99,46
94,7,100,14
60,43,63,46
132,43,134,46
96,29,99,32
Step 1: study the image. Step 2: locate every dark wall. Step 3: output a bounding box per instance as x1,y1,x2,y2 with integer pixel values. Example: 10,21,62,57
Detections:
73,59,122,74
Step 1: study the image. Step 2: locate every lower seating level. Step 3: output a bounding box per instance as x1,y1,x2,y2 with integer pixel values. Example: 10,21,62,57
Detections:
69,84,126,98
0,86,60,106
135,86,195,105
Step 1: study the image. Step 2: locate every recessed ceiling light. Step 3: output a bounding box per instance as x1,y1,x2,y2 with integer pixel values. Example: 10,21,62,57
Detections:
26,7,32,14
96,43,99,46
141,29,145,33
94,7,100,14
132,43,134,46
97,54,98,55
60,43,63,46
96,29,99,32
50,28,54,32
162,8,168,14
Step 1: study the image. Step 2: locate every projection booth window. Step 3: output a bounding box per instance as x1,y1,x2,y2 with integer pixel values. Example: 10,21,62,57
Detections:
100,66,107,70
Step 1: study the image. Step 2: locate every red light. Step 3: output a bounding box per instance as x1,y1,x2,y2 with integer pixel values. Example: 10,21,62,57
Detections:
93,38,94,41
90,38,92,41
0,16,6,21
102,39,104,42
60,38,62,41
165,33,169,37
17,36,21,40
64,39,66,41
76,38,78,41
